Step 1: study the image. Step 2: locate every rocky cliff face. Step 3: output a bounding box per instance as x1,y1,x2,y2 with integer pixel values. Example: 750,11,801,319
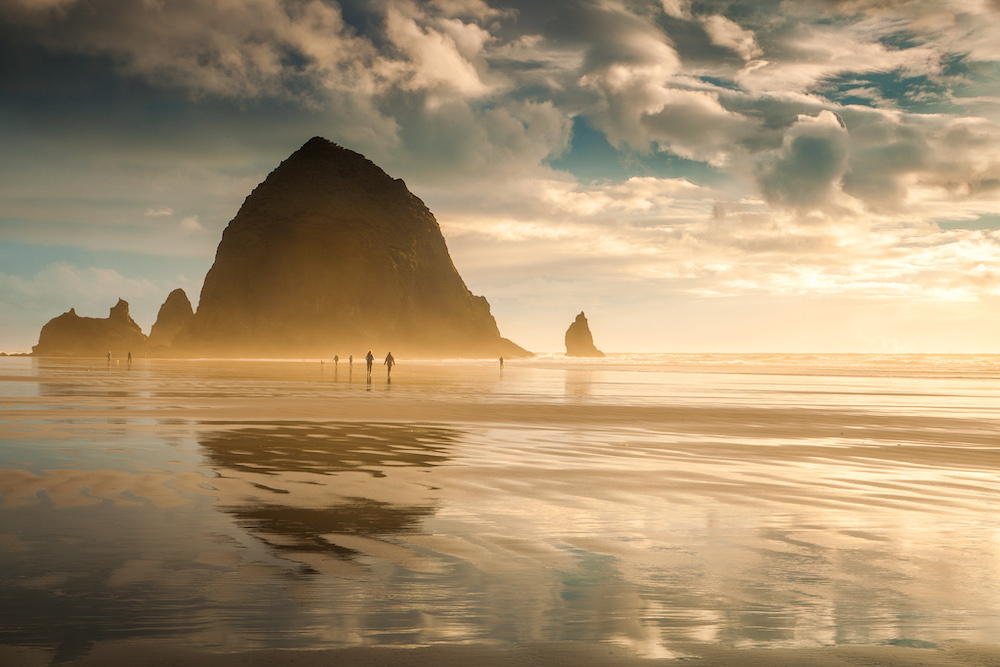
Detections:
173,137,528,358
32,299,147,358
148,289,194,349
565,312,604,357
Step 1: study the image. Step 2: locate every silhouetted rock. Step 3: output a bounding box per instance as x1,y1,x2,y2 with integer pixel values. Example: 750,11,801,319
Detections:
173,137,529,358
148,289,194,349
32,299,147,358
565,312,604,357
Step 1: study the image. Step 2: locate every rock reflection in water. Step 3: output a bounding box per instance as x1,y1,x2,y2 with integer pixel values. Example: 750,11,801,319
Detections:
230,500,436,562
198,423,452,567
199,422,457,477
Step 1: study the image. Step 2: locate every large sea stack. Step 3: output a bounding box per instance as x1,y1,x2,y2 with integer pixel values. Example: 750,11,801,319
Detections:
32,299,147,357
173,137,528,358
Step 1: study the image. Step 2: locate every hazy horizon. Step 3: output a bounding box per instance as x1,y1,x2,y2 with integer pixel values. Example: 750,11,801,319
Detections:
3,1,1000,354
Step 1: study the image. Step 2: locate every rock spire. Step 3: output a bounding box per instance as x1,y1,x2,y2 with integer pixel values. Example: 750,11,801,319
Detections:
565,312,604,357
148,289,194,349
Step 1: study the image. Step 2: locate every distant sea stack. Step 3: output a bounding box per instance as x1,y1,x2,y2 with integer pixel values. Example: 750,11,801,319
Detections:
173,137,529,358
565,312,604,357
147,289,194,349
32,299,147,357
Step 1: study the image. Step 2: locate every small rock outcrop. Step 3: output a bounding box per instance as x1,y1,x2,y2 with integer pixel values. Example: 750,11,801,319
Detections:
32,299,148,357
565,312,604,357
147,289,194,349
173,136,529,358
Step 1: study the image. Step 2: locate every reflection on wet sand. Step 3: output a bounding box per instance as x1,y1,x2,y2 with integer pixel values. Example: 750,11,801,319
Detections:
200,423,452,565
200,422,457,477
230,499,436,563
3,357,1000,664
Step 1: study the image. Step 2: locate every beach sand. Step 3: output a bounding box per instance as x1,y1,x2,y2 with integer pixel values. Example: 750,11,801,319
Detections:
5,641,1000,666
1,356,999,665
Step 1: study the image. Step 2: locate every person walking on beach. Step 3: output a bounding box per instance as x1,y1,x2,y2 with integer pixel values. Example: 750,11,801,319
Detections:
384,351,395,378
334,354,339,369
106,351,111,365
499,356,504,369
365,350,374,378
127,351,132,367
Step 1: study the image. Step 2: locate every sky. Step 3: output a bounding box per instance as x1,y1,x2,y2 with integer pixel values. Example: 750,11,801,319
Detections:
3,0,1000,354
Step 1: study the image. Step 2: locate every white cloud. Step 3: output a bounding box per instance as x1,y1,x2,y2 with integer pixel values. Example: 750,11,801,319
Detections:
660,0,691,19
179,215,205,233
734,20,941,94
383,5,492,98
640,88,755,166
702,15,762,61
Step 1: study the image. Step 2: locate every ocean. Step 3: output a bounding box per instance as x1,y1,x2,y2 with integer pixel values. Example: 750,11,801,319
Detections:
1,354,998,662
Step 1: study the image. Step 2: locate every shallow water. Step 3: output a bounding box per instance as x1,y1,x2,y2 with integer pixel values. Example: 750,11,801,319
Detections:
1,355,999,661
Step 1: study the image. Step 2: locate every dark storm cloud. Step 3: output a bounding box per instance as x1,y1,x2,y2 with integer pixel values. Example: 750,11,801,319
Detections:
756,111,850,210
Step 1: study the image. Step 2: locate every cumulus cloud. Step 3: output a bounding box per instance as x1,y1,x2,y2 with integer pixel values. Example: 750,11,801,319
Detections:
12,0,366,99
640,88,755,166
702,15,762,61
756,110,851,210
382,4,493,97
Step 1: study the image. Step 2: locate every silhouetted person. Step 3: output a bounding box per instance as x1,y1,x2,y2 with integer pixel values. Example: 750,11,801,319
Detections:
127,351,132,367
499,357,504,369
365,350,374,377
106,351,111,365
349,354,353,369
384,351,395,378
334,354,339,368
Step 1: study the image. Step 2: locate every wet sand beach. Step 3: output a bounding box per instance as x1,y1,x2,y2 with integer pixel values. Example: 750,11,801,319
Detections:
1,355,999,665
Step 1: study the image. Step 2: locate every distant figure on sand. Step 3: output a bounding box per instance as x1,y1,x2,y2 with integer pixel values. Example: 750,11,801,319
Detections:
384,352,395,378
127,351,132,367
365,351,374,377
349,354,353,369
499,357,504,369
106,351,111,365
334,354,339,368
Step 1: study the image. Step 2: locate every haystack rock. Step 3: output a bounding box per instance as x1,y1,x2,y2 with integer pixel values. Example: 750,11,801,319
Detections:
172,137,529,358
32,299,147,357
565,312,604,357
148,288,194,349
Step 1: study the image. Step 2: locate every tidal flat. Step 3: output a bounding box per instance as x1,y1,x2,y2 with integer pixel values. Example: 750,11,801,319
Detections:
1,354,999,666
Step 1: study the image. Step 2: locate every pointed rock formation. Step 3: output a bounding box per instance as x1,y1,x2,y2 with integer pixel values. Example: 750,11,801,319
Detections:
173,137,529,358
565,312,604,357
148,289,194,349
32,299,147,357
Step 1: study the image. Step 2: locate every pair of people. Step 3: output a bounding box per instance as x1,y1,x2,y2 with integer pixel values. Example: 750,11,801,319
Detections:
365,350,395,378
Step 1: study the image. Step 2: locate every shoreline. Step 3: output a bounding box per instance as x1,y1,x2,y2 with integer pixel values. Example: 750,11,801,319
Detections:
5,641,1000,666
